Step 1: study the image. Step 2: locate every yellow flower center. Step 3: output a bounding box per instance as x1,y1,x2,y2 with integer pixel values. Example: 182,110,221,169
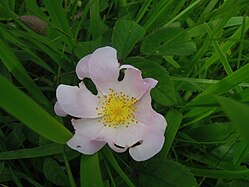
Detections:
97,88,138,128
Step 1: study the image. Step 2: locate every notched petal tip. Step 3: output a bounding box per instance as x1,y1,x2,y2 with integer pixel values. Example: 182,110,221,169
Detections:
76,54,92,80
130,140,143,148
116,64,150,100
128,126,165,161
144,78,158,88
88,46,120,95
56,84,99,118
54,101,67,117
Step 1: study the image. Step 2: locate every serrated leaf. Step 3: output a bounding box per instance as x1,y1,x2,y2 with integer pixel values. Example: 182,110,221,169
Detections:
141,27,196,56
43,158,69,187
126,58,177,106
112,19,145,59
137,159,198,187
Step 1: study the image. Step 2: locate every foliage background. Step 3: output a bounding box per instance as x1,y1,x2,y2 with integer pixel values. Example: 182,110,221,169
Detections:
0,0,249,186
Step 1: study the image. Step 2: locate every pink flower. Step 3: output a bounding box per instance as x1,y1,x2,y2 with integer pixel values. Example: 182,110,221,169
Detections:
54,47,167,161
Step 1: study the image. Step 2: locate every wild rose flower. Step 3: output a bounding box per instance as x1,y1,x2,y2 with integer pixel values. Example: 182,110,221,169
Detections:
54,47,167,161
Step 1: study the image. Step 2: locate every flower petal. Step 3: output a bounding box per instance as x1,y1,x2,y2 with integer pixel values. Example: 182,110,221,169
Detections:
108,142,128,153
67,118,106,154
56,82,100,118
96,122,164,155
116,65,150,100
88,46,120,94
54,101,67,117
67,133,105,155
97,124,143,149
76,54,91,80
71,118,103,136
97,122,164,160
134,78,167,132
129,125,165,161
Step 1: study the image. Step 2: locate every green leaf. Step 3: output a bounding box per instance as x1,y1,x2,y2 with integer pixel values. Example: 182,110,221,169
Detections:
0,144,64,160
186,63,249,117
0,37,50,107
184,122,235,142
137,159,198,187
112,19,145,59
217,97,249,145
102,148,135,187
43,0,73,38
141,27,196,56
159,110,182,157
0,161,4,174
190,167,249,180
43,158,69,187
63,151,77,187
1,167,47,186
43,0,74,49
80,154,104,187
126,58,177,106
89,0,108,40
204,22,233,76
216,179,249,187
0,75,72,144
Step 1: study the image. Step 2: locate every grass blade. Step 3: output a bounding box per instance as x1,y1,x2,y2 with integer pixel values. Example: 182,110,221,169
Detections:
0,144,64,160
43,0,73,38
204,22,233,76
0,75,72,144
80,153,104,187
0,38,50,107
160,110,183,157
63,151,77,187
216,96,249,145
102,148,135,187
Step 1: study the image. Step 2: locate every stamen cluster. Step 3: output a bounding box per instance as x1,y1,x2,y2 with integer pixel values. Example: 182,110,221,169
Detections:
96,88,138,128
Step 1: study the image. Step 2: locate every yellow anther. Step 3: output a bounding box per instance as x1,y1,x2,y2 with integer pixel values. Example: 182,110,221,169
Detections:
96,90,137,128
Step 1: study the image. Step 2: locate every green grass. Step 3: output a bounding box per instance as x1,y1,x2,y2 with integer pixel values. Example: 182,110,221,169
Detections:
0,0,249,186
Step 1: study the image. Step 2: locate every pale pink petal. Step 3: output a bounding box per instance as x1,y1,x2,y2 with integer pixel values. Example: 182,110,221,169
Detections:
134,78,167,132
67,118,106,154
54,101,67,117
71,118,103,136
129,126,165,161
108,142,128,153
56,82,100,118
88,46,120,95
76,54,92,80
97,124,143,149
144,77,158,88
67,133,105,155
112,65,150,100
97,122,164,160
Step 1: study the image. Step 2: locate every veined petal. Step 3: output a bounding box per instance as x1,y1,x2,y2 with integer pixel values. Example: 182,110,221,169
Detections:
115,65,150,100
54,101,67,117
88,46,120,95
134,78,167,132
129,125,165,161
67,118,106,154
56,82,100,118
76,54,91,80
